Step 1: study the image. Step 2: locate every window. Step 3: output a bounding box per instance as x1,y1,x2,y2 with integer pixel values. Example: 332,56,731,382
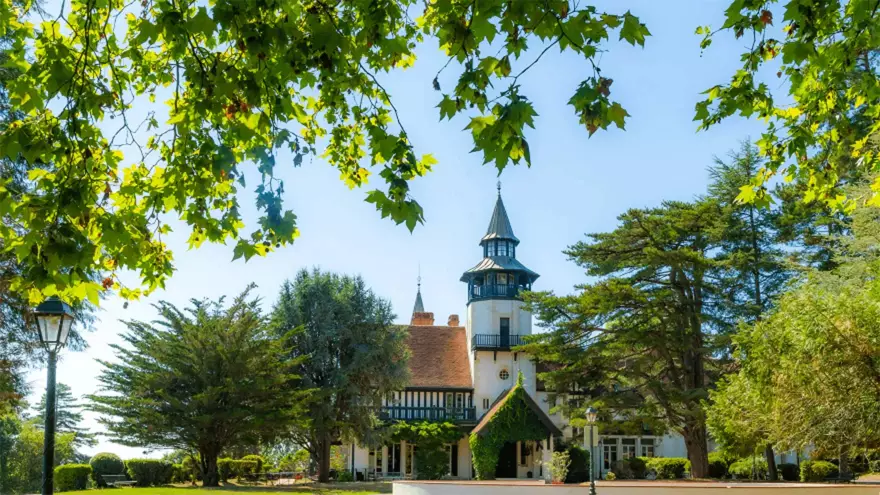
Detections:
499,369,510,380
602,441,618,470
498,241,508,256
373,447,383,473
487,242,496,257
455,393,464,410
621,438,636,459
482,398,490,409
500,317,510,335
497,272,508,285
641,438,655,458
519,441,532,466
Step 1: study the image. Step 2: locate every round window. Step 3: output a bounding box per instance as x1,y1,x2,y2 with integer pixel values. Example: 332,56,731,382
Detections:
499,369,510,380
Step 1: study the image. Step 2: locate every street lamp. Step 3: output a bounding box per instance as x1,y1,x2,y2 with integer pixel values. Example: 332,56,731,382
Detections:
586,407,598,495
34,297,74,495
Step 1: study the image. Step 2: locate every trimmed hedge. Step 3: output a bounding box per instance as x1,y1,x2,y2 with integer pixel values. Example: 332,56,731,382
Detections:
241,454,266,473
779,463,799,481
800,460,837,482
126,458,173,486
54,464,92,492
233,459,259,478
707,452,729,479
218,458,234,482
565,445,591,483
647,457,690,479
89,452,125,487
611,457,647,479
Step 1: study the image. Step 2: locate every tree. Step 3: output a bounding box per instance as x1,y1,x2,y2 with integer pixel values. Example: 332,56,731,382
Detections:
708,184,880,470
32,383,96,448
271,268,409,482
522,200,724,478
0,0,650,305
90,287,303,486
4,419,77,494
695,0,880,211
707,141,793,480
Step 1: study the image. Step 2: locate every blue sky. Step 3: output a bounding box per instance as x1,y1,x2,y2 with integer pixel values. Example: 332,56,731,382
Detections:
25,0,772,458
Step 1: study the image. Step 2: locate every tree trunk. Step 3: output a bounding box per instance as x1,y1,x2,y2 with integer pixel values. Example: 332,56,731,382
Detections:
317,435,332,482
764,444,778,481
839,446,851,477
201,450,220,487
682,424,710,478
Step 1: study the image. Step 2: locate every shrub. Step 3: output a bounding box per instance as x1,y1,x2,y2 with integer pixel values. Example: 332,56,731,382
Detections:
218,458,234,482
604,471,617,481
126,458,173,486
778,463,799,481
707,452,730,479
565,445,590,483
171,463,187,483
611,457,648,480
241,454,266,473
182,455,201,482
549,451,571,483
337,471,354,482
232,459,259,479
89,452,125,487
729,457,768,480
414,446,450,480
647,457,690,479
800,460,837,482
54,464,92,492
870,459,880,474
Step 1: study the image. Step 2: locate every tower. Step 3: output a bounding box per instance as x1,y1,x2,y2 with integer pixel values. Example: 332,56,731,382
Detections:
461,184,540,411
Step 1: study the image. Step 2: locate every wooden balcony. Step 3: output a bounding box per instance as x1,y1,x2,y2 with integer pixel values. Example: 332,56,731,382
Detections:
378,406,477,423
471,333,525,351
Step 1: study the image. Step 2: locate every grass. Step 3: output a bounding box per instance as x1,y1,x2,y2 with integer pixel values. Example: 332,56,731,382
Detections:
62,482,391,495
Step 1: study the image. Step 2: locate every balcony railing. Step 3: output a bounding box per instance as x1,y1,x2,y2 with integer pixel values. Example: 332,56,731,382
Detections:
470,284,519,300
471,333,525,350
378,406,477,423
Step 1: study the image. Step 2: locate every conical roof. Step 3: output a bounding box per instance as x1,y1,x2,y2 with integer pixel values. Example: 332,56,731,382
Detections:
412,288,424,314
481,194,519,244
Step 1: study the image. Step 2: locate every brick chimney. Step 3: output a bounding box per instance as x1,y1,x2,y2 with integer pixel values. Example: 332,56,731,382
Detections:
448,314,460,327
411,312,434,326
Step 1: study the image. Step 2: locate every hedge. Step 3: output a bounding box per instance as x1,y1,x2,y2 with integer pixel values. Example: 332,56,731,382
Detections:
233,459,259,478
800,460,837,482
707,452,730,479
779,463,799,481
172,463,188,483
126,458,173,486
54,464,92,492
89,452,125,487
241,454,266,473
729,457,768,480
565,445,591,483
647,457,690,479
611,457,647,480
218,458,234,482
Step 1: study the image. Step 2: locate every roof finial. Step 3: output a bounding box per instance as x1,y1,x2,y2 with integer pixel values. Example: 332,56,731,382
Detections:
417,264,421,292
497,180,501,196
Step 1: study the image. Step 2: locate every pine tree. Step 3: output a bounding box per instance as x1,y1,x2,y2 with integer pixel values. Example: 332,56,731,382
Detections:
90,286,303,487
33,383,96,448
523,200,724,478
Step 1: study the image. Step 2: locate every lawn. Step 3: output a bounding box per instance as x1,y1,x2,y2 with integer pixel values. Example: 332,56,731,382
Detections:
62,483,391,495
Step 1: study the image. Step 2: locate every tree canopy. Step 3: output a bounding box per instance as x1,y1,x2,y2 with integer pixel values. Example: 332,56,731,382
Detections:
90,286,303,486
271,268,408,481
696,0,880,211
0,0,649,304
32,382,96,448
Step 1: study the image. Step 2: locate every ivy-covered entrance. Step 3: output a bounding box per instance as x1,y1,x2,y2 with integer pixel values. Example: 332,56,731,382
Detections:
469,374,562,480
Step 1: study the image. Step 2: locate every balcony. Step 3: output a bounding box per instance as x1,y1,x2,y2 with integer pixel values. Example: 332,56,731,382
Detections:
469,283,520,301
378,406,477,423
471,333,525,351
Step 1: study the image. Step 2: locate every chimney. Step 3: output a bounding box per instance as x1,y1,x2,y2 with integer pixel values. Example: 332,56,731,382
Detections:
411,312,435,326
448,314,460,327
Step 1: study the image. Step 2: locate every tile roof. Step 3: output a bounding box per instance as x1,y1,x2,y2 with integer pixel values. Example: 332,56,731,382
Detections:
471,385,562,437
403,325,472,389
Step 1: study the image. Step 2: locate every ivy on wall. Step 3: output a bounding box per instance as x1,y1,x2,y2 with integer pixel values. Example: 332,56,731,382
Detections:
391,421,462,480
469,373,551,480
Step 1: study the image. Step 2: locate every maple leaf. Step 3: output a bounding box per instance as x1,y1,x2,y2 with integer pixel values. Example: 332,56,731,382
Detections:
760,10,773,26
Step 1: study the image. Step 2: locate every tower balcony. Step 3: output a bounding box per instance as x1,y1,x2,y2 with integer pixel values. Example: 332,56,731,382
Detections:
469,283,520,301
471,333,525,351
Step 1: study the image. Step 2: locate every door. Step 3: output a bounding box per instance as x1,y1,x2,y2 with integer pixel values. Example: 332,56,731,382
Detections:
495,442,517,478
500,317,510,348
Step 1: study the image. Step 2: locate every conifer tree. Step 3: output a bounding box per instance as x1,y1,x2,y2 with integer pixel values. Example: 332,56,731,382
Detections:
33,383,96,448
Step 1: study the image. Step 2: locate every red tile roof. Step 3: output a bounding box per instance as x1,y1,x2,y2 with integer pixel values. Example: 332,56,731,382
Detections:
403,325,472,389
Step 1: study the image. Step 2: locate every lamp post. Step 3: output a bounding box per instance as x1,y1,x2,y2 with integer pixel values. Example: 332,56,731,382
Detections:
34,297,74,495
586,407,598,495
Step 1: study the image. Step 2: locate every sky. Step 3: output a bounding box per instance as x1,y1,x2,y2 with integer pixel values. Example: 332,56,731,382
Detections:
23,0,773,459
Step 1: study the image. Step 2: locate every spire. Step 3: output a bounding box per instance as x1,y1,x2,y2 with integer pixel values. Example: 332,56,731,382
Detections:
481,182,519,244
412,273,425,313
